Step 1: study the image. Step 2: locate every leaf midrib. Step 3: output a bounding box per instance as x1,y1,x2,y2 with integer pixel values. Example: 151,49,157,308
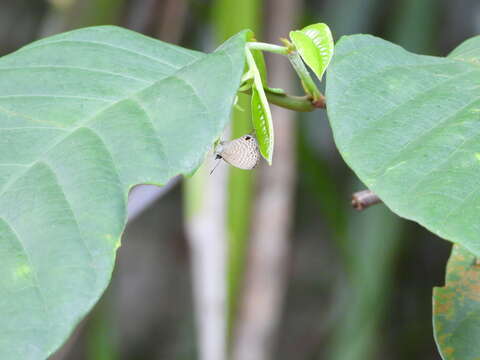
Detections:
376,95,480,184
351,69,480,179
0,51,215,324
346,59,480,226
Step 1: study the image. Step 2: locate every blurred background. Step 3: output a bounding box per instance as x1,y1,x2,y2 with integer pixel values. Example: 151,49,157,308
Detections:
1,0,479,359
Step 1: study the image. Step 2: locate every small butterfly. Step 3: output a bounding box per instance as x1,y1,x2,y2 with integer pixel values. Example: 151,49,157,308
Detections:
211,134,260,173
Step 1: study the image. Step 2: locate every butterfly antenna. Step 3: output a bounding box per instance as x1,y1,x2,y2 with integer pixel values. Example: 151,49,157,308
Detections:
210,159,221,175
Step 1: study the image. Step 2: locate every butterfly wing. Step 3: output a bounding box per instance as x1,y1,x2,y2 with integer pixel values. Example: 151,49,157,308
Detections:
219,135,260,170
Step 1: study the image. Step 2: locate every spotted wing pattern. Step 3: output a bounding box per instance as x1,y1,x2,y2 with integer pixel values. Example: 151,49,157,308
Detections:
217,134,260,170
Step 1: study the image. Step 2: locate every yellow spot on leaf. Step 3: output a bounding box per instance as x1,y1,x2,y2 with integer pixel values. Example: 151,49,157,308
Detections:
444,347,455,356
105,233,121,250
14,264,31,278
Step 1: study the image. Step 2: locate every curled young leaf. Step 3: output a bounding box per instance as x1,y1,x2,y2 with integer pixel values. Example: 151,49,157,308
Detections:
289,23,334,81
251,84,274,163
245,48,274,164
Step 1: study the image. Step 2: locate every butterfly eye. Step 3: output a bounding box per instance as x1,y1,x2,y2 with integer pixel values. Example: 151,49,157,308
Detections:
245,135,252,140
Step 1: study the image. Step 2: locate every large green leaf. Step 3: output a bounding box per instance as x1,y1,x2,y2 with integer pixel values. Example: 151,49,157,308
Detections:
326,34,480,255
0,26,248,359
433,245,480,360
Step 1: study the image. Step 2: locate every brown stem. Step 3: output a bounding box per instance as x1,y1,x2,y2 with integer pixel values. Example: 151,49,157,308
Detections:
311,94,326,109
351,190,382,211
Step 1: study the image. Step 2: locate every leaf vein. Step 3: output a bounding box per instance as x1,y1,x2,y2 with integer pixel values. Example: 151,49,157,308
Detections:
15,39,180,70
0,65,152,84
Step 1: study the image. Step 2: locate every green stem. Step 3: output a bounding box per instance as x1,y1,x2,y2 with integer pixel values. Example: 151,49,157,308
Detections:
287,51,322,101
244,47,325,112
267,90,325,111
242,88,325,112
247,41,289,55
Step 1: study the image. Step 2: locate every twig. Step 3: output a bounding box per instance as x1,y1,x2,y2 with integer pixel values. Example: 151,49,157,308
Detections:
351,190,382,211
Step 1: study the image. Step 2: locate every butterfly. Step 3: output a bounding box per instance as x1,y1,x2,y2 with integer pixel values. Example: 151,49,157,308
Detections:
211,134,260,173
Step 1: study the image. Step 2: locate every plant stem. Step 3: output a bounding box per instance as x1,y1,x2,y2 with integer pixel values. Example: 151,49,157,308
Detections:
247,41,289,55
287,51,323,101
269,90,326,111
244,41,326,111
242,88,325,112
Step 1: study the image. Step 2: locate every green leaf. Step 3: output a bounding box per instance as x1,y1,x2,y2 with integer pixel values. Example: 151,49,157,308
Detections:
433,245,480,360
251,47,268,85
245,48,274,163
0,26,248,359
448,36,480,64
326,34,480,255
251,85,274,162
289,23,334,81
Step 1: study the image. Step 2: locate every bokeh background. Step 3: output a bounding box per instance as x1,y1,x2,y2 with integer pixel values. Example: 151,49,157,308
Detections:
1,0,479,359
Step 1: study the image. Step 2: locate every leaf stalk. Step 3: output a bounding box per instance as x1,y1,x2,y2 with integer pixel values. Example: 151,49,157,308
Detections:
241,88,324,112
287,51,323,101
247,41,289,55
